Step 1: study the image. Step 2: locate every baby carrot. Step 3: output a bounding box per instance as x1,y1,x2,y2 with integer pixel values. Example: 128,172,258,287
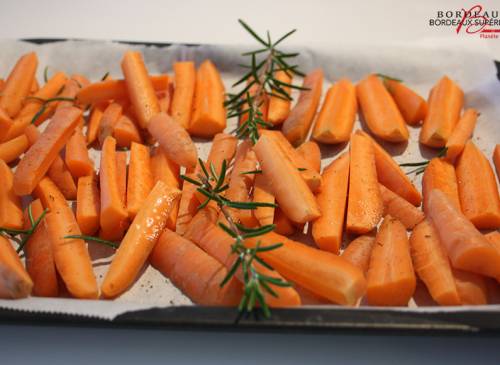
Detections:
76,175,100,236
420,76,464,148
422,157,461,213
98,102,123,146
267,70,292,126
170,61,196,129
127,142,154,219
115,151,128,207
0,134,29,163
456,141,500,229
494,145,500,183
113,115,142,148
296,141,321,173
312,152,350,254
341,234,376,276
30,78,39,94
252,174,275,227
65,128,94,179
445,109,478,162
384,79,427,125
0,160,23,229
282,69,323,146
206,133,238,173
379,184,424,230
0,235,33,298
312,78,357,144
86,105,105,145
47,154,77,200
0,107,14,141
102,181,180,298
453,269,488,305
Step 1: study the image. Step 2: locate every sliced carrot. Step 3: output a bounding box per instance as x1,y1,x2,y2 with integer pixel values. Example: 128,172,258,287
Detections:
422,157,461,213
452,269,488,305
189,60,226,137
384,79,427,125
312,78,357,144
0,160,23,229
409,220,461,306
282,69,323,146
238,81,268,127
341,234,376,276
0,52,38,118
0,134,29,163
0,78,4,92
0,107,14,141
493,145,500,183
102,181,180,298
273,208,296,236
65,128,94,179
113,115,142,148
34,177,98,299
312,152,349,254
456,141,500,229
23,199,59,297
170,61,196,129
0,235,33,298
367,216,416,306
86,104,105,145
206,133,238,173
151,229,242,306
115,151,128,206
252,174,275,226
24,124,40,146
157,83,173,113
126,142,153,219
267,70,292,126
379,184,424,229
30,78,39,94
47,154,77,200
445,109,478,161
98,102,123,146
175,170,200,235
56,75,90,110
76,175,100,236
420,76,464,148
296,141,321,173
147,112,198,169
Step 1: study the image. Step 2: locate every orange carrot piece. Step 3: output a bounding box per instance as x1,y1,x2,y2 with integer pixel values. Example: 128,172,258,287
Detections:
273,208,296,236
115,151,128,206
356,74,409,142
312,78,357,144
367,216,416,306
282,69,323,146
101,181,180,298
254,133,320,223
384,79,427,125
420,76,464,148
151,229,242,306
253,174,275,227
379,184,424,229
175,170,200,235
0,160,23,229
47,155,77,200
346,131,384,234
445,108,478,161
238,81,268,127
206,133,238,173
493,145,500,183
0,134,29,163
56,75,90,110
126,142,153,219
148,112,198,168
65,128,94,179
456,141,500,229
0,235,33,298
0,78,4,92
30,78,39,94
312,153,349,254
98,102,123,146
113,115,142,148
34,177,98,299
296,141,321,173
341,235,376,276
170,61,196,129
452,269,488,305
157,83,173,113
423,157,461,213
76,175,100,236
409,220,461,306
0,107,14,141
189,60,226,137
267,70,292,126
23,199,59,297
0,52,38,118
24,124,40,146
86,104,105,145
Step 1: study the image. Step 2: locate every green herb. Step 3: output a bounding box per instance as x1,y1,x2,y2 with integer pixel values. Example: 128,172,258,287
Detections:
43,66,50,83
400,147,448,175
100,72,110,81
376,73,402,83
64,235,119,249
240,169,263,175
27,96,76,124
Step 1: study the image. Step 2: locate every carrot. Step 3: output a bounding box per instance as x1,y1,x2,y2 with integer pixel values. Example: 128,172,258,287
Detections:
341,234,376,276
150,229,242,306
86,104,105,145
485,231,500,247
379,184,424,229
126,142,153,219
76,175,100,236
422,157,461,213
30,78,39,94
175,169,201,236
445,109,478,161
456,141,500,229
420,76,464,148
238,81,268,127
23,199,59,297
312,153,349,254
206,133,238,174
113,115,142,148
356,74,409,142
98,102,122,146
409,220,461,306
452,269,488,305
426,189,500,280
13,106,82,196
0,107,14,141
101,181,180,298
273,208,296,236
115,151,128,206
254,133,320,223
267,70,292,126
120,51,160,128
0,235,33,298
0,78,4,92
0,160,23,229
34,177,98,299
0,52,38,118
296,141,321,173
56,75,90,110
147,112,198,168
252,174,275,226
312,78,357,144
170,61,196,129
189,60,226,137
157,82,173,113
24,124,40,146
494,145,500,183
281,69,323,146
0,134,29,163
65,128,94,179
346,131,384,234
367,216,416,306
384,79,427,125
47,154,77,200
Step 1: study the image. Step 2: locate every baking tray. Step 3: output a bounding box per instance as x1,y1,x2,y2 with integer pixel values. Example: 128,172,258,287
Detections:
0,38,499,335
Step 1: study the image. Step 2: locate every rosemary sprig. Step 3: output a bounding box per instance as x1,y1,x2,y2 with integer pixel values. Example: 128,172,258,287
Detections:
43,66,50,83
64,235,119,249
28,96,76,124
400,147,448,175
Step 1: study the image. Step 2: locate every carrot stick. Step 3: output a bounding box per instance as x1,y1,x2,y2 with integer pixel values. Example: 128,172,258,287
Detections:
65,128,94,179
341,234,376,276
24,124,40,146
56,75,90,110
356,74,409,142
0,235,33,298
252,174,275,227
445,108,478,162
34,177,98,299
30,78,39,94
98,102,123,146
346,131,384,234
23,199,59,297
47,154,77,200
282,69,323,146
0,52,38,118
254,132,320,223
86,104,105,145
494,144,500,183
312,152,349,254
312,78,357,144
238,81,268,127
113,115,142,148
0,78,4,92
206,133,238,174
426,189,500,280
170,61,196,129
379,184,424,229
296,141,321,173
0,134,29,163
409,219,461,306
0,160,23,229
273,208,296,236
126,142,153,219
452,269,488,305
189,60,226,137
267,70,292,126
367,215,416,306
76,175,100,236
0,107,14,141
147,112,198,169
120,51,160,128
157,82,173,113
456,141,500,229
420,76,464,148
101,181,180,298
115,151,128,206
150,229,242,306
175,170,201,235
384,79,427,125
422,157,461,213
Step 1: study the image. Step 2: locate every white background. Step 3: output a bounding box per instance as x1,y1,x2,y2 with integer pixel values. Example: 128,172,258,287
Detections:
1,0,500,363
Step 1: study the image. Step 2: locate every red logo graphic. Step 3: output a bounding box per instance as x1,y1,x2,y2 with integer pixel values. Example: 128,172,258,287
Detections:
455,4,500,38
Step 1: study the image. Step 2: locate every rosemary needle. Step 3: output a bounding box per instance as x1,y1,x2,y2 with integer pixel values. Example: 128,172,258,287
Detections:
64,235,119,249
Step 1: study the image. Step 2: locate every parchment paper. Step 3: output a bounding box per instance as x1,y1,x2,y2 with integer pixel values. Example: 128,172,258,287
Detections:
0,39,499,320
